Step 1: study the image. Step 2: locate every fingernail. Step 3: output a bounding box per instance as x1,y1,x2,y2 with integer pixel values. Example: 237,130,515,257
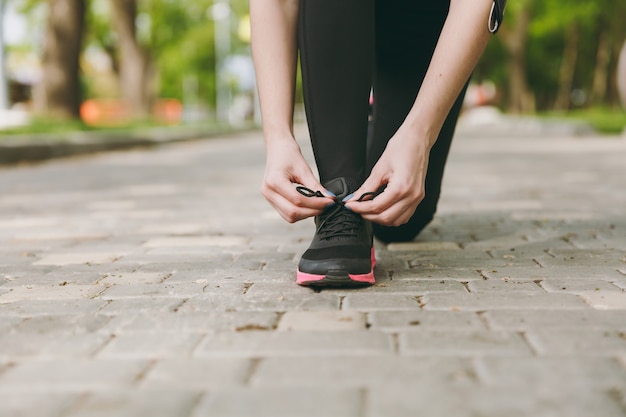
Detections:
341,193,355,203
323,190,336,197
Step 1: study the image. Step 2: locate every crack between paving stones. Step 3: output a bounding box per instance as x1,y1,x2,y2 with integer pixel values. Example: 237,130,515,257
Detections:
476,311,491,329
92,333,117,357
241,282,254,295
271,312,285,330
519,331,542,356
390,333,400,354
244,357,262,385
414,295,426,309
172,298,188,312
184,393,206,417
133,359,157,384
533,279,546,291
357,387,369,417
607,388,626,414
61,392,91,417
477,270,490,280
159,273,173,284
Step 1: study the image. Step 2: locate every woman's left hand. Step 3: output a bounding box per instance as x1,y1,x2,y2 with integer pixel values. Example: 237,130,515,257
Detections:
345,129,431,226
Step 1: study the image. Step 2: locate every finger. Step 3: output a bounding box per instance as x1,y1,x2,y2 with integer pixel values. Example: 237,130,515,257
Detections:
360,199,415,226
346,181,400,215
265,189,326,223
347,171,387,204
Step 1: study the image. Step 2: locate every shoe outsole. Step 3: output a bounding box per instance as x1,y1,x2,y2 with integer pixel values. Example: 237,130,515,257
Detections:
296,249,376,288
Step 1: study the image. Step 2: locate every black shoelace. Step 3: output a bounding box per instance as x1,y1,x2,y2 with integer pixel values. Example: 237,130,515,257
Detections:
296,185,386,240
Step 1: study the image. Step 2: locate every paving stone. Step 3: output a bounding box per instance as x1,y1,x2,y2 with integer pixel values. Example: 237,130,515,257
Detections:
194,331,392,357
484,310,626,330
579,291,626,310
368,310,486,331
97,333,203,359
0,299,109,317
98,272,167,285
141,358,252,389
10,313,111,334
398,330,532,356
386,241,462,252
342,294,422,311
142,236,247,248
97,298,182,315
480,265,625,280
32,252,126,266
0,332,112,360
539,279,622,293
277,311,366,331
527,329,626,355
97,282,208,300
475,356,626,389
467,279,544,293
367,383,626,417
423,292,589,311
0,284,105,303
179,293,341,312
252,356,476,387
0,392,78,417
0,359,148,391
105,311,279,333
532,249,625,268
64,390,201,417
190,387,363,417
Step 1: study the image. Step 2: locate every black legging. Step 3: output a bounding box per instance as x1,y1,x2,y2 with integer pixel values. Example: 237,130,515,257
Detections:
298,0,467,243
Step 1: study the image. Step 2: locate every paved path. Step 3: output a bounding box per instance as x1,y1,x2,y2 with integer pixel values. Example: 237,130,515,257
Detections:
1,124,626,417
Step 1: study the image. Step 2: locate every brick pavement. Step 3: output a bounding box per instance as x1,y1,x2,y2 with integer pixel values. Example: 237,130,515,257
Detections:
1,125,625,417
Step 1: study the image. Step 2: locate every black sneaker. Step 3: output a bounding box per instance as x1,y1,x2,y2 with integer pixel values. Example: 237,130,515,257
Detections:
296,177,375,287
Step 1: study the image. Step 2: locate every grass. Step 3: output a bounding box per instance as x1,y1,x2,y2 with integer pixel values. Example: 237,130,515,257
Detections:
0,118,229,142
541,107,626,135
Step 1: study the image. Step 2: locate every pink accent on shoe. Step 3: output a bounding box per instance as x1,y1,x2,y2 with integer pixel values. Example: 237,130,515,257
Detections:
348,271,375,284
296,248,377,285
296,270,326,284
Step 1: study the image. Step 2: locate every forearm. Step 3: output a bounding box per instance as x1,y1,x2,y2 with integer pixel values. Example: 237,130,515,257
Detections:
400,0,493,148
250,0,300,142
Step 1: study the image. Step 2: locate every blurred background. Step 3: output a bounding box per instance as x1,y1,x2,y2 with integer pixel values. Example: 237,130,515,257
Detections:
0,0,625,134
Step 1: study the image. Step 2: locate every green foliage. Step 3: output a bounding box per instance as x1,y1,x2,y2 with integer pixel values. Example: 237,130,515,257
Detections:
475,0,626,111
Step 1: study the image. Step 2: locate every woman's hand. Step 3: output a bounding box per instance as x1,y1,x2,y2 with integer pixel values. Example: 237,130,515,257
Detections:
261,138,334,223
345,128,431,226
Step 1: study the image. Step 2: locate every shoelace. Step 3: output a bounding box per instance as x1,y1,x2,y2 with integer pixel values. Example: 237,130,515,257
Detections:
296,185,386,240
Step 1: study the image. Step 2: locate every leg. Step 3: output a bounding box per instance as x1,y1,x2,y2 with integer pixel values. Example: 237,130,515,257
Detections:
296,0,377,287
367,0,468,243
298,0,374,190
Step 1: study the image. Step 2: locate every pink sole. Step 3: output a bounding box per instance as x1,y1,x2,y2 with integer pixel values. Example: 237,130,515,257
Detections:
296,248,376,285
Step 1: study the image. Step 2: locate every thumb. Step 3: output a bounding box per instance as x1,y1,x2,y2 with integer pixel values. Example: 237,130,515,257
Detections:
349,171,387,204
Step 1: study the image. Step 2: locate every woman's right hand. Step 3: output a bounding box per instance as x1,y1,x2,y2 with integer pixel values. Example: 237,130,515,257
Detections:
261,138,333,223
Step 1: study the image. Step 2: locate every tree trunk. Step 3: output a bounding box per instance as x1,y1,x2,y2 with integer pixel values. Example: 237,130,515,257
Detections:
501,2,534,113
34,0,86,119
553,24,580,111
109,0,152,118
590,28,611,105
618,40,626,109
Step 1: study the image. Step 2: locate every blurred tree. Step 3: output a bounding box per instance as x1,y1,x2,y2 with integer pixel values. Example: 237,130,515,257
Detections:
34,0,86,119
110,0,152,117
498,0,535,113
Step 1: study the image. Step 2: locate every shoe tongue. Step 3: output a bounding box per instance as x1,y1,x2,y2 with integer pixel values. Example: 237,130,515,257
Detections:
323,177,357,200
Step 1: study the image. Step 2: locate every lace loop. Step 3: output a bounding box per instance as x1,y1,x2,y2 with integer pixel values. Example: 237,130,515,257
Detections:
296,184,386,205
